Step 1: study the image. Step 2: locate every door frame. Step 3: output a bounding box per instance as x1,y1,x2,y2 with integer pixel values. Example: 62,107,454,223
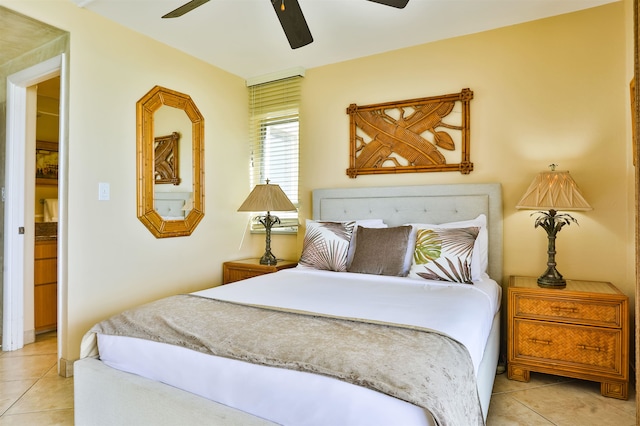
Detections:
3,54,68,368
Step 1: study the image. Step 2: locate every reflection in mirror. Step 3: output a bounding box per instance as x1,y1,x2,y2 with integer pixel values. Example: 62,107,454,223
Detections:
153,105,194,220
137,86,204,238
154,132,181,185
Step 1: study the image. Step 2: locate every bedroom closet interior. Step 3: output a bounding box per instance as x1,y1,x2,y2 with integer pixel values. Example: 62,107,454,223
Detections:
34,76,60,335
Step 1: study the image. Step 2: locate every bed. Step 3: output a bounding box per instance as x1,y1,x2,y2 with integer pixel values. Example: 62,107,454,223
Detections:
74,183,503,426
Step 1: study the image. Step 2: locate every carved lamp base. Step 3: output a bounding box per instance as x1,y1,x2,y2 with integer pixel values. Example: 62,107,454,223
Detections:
537,267,566,288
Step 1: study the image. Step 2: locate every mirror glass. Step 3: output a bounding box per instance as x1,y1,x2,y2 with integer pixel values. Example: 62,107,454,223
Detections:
154,106,193,218
136,86,204,238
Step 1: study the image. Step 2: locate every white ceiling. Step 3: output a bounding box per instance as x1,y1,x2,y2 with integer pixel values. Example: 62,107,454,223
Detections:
74,0,615,80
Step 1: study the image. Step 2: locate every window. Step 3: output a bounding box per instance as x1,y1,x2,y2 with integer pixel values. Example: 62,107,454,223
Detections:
247,75,301,233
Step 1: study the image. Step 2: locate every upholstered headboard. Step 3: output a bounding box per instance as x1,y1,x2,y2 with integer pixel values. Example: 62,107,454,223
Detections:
154,192,192,219
312,184,503,285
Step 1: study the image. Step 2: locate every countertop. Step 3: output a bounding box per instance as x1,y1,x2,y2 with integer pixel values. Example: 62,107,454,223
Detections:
35,222,57,241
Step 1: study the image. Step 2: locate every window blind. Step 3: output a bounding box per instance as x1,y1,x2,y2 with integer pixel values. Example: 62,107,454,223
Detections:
248,76,301,233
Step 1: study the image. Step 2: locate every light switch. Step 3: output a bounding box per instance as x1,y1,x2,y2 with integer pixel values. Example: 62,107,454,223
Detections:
98,182,110,201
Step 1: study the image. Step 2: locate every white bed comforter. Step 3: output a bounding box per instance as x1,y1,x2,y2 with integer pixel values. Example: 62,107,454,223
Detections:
195,268,500,373
94,268,501,426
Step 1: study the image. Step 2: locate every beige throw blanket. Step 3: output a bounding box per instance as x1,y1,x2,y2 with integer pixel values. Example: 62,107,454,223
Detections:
88,294,484,426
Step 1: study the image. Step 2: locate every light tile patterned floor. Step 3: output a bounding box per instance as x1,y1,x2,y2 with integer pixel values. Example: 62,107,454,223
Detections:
0,333,635,425
488,371,636,425
0,333,73,425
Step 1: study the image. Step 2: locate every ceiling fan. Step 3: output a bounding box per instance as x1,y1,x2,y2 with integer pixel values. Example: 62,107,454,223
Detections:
162,0,409,49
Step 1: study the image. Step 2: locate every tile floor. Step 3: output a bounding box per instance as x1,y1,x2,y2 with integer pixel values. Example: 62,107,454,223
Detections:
0,333,636,425
0,332,73,425
488,370,636,425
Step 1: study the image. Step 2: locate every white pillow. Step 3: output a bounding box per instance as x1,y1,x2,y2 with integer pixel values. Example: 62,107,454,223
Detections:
405,214,488,281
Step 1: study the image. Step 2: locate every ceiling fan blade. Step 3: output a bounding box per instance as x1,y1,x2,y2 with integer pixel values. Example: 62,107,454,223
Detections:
367,0,409,8
270,0,313,49
162,0,211,18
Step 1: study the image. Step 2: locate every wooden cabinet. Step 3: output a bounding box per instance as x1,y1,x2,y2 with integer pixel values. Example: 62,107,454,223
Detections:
507,276,629,400
34,239,57,333
223,258,298,284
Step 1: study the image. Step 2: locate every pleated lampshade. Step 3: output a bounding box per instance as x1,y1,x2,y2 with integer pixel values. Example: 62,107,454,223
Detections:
237,181,296,213
516,170,592,211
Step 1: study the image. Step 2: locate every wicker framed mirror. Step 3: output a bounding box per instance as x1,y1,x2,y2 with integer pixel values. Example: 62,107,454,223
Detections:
136,86,204,238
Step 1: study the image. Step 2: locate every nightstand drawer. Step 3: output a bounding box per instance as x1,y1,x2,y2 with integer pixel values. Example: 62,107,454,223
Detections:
513,319,623,375
513,294,622,328
222,259,298,284
227,269,265,283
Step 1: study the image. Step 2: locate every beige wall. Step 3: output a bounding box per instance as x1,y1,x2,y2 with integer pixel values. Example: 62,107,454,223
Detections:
2,1,633,362
1,0,261,361
299,3,633,307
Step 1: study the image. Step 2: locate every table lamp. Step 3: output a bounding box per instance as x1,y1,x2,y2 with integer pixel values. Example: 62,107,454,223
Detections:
238,180,297,265
516,164,592,288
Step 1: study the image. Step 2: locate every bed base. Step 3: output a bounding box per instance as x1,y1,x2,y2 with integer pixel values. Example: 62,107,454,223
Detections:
74,311,499,425
74,357,276,426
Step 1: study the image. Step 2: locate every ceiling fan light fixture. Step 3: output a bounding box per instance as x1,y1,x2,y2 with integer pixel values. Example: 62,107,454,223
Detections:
162,0,410,50
270,0,313,49
367,0,409,8
162,0,211,19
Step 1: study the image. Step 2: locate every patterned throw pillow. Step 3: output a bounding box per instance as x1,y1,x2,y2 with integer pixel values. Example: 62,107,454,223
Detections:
405,214,488,281
299,220,356,272
409,227,479,284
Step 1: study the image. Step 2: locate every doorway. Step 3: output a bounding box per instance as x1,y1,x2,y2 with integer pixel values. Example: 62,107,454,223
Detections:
3,54,68,374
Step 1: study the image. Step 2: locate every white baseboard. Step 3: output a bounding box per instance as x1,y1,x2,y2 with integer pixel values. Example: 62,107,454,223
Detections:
59,357,74,378
24,329,35,345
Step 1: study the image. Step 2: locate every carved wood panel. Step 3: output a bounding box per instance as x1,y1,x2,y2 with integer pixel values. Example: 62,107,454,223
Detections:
346,89,473,178
154,131,181,185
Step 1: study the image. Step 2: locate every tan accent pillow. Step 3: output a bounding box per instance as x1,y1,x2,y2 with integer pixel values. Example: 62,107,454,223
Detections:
347,226,413,276
346,220,387,265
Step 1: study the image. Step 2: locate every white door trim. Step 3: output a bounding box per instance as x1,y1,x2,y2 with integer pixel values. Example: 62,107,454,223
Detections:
3,55,66,352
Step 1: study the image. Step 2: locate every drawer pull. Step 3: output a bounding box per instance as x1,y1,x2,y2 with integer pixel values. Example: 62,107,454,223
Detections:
528,338,552,345
551,306,578,314
577,344,603,352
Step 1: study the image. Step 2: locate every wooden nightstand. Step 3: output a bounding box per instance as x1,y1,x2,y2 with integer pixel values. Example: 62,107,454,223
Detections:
507,276,629,400
222,258,298,284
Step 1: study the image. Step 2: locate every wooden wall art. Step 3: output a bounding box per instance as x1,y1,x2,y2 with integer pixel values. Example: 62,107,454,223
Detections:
631,78,636,166
346,88,473,178
154,131,181,185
